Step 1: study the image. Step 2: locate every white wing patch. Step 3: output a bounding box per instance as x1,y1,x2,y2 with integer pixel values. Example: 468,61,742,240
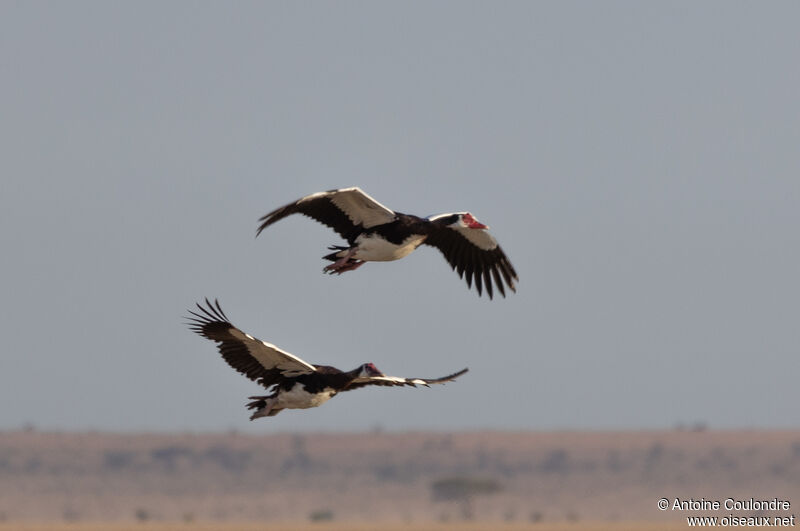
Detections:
229,329,316,376
325,187,397,228
449,225,499,251
358,376,430,386
426,213,457,222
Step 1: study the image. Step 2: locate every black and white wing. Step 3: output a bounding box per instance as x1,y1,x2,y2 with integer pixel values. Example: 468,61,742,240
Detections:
256,187,397,243
187,299,316,388
343,368,469,391
424,221,518,299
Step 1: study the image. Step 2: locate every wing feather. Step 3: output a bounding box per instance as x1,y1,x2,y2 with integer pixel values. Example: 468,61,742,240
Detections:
490,266,505,298
343,368,468,391
424,226,518,299
473,251,483,296
483,265,493,299
186,299,316,388
256,187,397,242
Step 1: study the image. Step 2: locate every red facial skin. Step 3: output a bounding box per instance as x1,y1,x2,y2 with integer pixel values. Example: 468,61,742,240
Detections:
462,213,488,229
364,363,384,377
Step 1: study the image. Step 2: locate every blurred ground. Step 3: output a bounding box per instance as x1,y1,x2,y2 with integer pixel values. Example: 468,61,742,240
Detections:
0,524,684,531
1,429,797,525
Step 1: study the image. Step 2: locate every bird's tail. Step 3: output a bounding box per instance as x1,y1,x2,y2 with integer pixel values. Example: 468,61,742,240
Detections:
246,396,269,410
246,396,282,420
323,245,349,261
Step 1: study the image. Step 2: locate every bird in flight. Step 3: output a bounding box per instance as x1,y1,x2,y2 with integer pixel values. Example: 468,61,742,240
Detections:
187,299,469,419
256,187,518,299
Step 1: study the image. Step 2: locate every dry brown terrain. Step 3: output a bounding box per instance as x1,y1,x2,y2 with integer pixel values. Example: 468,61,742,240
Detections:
1,429,798,527
0,523,683,531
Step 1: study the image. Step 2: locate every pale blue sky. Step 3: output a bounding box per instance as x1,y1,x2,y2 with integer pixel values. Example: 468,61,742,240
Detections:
1,1,798,432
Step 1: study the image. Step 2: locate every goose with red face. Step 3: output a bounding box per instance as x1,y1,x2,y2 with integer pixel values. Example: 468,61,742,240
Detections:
187,299,469,420
256,187,518,299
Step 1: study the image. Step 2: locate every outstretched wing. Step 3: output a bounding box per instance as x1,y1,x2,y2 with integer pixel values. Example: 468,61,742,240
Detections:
343,368,469,391
186,299,316,388
424,224,518,299
256,187,397,242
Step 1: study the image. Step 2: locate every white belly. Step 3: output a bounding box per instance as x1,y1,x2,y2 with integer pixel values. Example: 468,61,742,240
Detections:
275,383,336,410
353,233,426,262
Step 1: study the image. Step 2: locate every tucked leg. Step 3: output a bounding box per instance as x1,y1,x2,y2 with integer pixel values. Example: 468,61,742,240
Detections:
247,396,276,420
249,402,275,420
323,248,358,273
329,260,365,274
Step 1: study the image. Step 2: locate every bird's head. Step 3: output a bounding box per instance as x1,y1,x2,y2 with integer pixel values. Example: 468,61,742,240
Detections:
358,362,385,378
457,212,488,230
